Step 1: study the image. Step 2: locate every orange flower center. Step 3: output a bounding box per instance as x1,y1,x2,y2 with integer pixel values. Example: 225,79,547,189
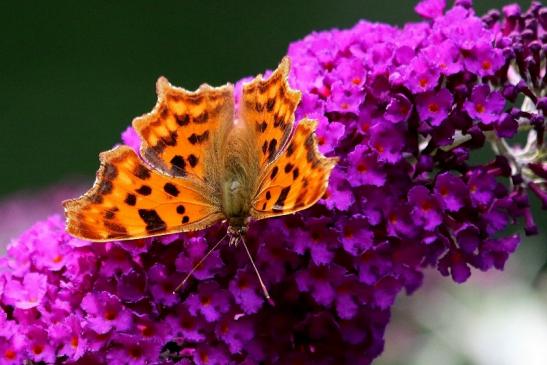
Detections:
129,347,142,359
104,309,117,321
419,78,428,88
343,226,354,238
238,277,249,289
357,163,368,173
200,295,212,306
71,336,79,348
32,344,44,355
181,317,194,330
139,324,154,337
200,352,210,364
428,103,440,113
317,136,326,146
360,121,371,132
374,143,384,153
481,60,492,70
220,323,230,334
162,282,173,293
352,77,362,85
4,349,16,360
475,103,485,113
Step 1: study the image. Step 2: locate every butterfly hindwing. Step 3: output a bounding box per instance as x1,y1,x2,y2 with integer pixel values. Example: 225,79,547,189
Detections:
63,146,223,241
251,119,337,219
133,78,234,180
240,57,301,166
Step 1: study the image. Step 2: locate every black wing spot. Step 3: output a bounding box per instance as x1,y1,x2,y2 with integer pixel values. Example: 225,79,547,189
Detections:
186,94,204,105
306,149,314,163
270,166,279,180
304,133,315,150
273,186,291,212
138,209,167,233
170,155,187,175
176,113,190,126
103,163,118,181
259,83,269,94
104,221,128,237
292,168,300,180
274,115,284,128
182,216,190,224
188,130,210,145
98,181,113,195
262,140,268,154
266,98,275,112
187,154,198,168
284,163,294,173
286,142,295,157
267,139,278,161
159,106,169,118
266,191,271,200
125,193,137,206
163,131,178,146
176,205,186,214
256,121,267,133
134,165,151,180
136,185,152,196
255,102,264,112
90,194,103,204
164,183,180,197
194,111,209,124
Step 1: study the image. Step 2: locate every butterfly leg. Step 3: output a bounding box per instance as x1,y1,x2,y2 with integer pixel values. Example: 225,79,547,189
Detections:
227,223,248,247
227,228,240,247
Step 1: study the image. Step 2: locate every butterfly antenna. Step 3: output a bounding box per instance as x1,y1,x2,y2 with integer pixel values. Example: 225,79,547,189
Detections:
173,232,228,294
239,234,275,306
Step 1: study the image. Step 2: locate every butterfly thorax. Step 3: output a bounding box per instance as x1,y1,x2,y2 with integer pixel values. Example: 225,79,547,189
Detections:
219,121,260,230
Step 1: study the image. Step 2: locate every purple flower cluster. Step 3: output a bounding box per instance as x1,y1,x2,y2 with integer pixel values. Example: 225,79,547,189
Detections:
1,1,546,364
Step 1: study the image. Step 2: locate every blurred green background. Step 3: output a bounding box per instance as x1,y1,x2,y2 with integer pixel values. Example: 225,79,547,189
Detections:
0,0,532,197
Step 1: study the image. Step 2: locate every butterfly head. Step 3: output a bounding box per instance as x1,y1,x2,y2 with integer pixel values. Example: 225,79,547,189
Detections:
226,216,250,238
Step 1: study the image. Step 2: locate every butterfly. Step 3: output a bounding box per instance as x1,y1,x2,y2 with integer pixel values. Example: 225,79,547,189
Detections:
63,57,337,301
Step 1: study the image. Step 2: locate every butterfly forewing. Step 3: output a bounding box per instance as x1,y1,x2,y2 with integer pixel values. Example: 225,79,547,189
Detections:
251,119,337,219
63,146,223,241
239,57,301,167
133,78,234,180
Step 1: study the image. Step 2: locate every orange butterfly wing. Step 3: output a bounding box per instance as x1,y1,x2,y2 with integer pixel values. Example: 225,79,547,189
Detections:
251,118,336,218
239,57,301,166
133,77,234,179
65,77,236,241
243,58,337,219
64,146,223,241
